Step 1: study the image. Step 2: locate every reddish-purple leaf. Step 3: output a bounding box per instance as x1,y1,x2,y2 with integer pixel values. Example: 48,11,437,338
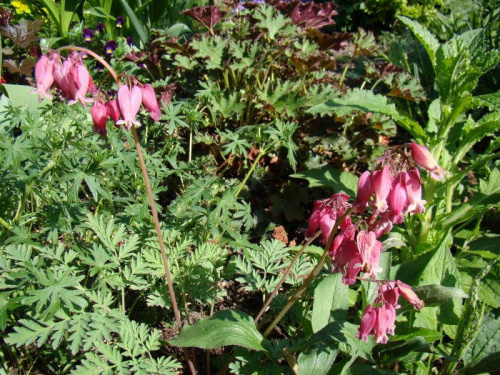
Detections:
182,6,226,30
276,0,338,29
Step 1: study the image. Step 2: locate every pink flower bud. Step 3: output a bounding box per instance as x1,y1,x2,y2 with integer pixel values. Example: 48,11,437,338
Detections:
372,166,393,212
396,281,425,310
410,143,445,181
68,64,92,106
34,55,55,100
357,305,376,342
141,84,162,122
116,85,142,130
91,101,108,136
319,209,336,245
375,282,400,308
105,99,121,123
355,171,373,211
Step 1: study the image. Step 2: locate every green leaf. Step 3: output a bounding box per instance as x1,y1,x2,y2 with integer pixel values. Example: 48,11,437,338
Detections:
169,310,268,351
397,16,440,66
396,235,463,332
291,166,358,196
331,363,396,375
312,274,348,333
413,285,468,307
297,345,338,375
308,88,426,140
0,84,51,110
304,321,375,361
373,337,432,365
440,165,500,229
166,23,191,37
462,314,500,373
118,0,149,45
455,112,500,162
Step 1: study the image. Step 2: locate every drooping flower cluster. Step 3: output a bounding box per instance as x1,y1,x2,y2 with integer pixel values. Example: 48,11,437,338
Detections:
306,144,442,342
357,281,424,343
33,50,163,136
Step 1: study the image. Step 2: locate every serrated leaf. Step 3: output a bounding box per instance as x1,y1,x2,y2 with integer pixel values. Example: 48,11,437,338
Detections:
169,310,268,351
397,16,439,66
462,315,500,373
291,166,358,196
440,165,500,229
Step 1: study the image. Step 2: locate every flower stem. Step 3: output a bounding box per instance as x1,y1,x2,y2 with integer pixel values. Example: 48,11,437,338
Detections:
255,231,320,326
234,148,266,199
131,126,197,374
262,208,353,337
57,46,119,83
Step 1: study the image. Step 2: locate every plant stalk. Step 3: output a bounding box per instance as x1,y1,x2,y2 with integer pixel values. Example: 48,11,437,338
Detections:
234,149,266,198
132,126,197,375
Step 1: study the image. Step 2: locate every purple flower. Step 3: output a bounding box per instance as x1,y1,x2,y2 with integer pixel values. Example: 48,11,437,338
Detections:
104,40,117,56
83,28,93,43
95,22,105,34
126,36,133,46
94,62,104,72
116,16,124,28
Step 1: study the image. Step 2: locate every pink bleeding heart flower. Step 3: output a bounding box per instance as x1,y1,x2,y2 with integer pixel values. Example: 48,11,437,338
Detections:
396,280,425,310
375,282,400,308
387,173,408,223
116,85,142,130
33,54,56,100
68,63,92,106
355,171,373,212
91,100,108,136
356,230,382,278
405,168,426,214
357,305,377,342
141,84,162,122
410,143,445,181
105,99,121,123
373,304,397,344
372,166,393,213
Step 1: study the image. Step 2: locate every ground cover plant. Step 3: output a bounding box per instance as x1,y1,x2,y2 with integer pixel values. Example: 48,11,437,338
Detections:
0,0,499,374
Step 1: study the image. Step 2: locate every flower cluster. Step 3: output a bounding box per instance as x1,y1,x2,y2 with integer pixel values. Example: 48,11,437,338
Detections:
33,50,162,136
357,281,424,343
306,144,443,342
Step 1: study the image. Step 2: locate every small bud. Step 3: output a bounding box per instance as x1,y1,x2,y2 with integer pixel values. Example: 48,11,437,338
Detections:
396,281,425,310
91,101,108,136
410,143,445,181
141,84,162,122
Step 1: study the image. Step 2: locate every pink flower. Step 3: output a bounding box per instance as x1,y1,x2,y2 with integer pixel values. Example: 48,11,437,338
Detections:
375,282,400,308
373,304,396,344
410,143,445,181
396,281,425,310
141,84,162,122
105,99,121,123
68,64,91,105
356,230,382,278
116,85,142,130
357,305,376,342
387,173,408,223
405,168,426,214
355,171,373,211
34,55,55,100
371,166,393,212
319,208,335,244
91,100,108,136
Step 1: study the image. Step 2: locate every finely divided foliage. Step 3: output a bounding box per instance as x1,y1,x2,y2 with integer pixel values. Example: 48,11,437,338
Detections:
1,0,499,374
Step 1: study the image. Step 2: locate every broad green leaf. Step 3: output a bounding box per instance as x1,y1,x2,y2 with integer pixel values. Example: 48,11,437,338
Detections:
413,284,468,307
308,88,426,140
169,310,268,351
467,233,500,258
473,90,500,111
455,112,500,162
392,327,442,343
297,345,338,375
440,165,500,229
84,7,116,20
312,273,348,333
291,166,358,196
462,315,500,374
118,0,149,45
373,337,432,365
396,235,463,332
166,23,191,37
0,84,51,110
331,362,396,375
303,321,375,361
397,16,439,66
